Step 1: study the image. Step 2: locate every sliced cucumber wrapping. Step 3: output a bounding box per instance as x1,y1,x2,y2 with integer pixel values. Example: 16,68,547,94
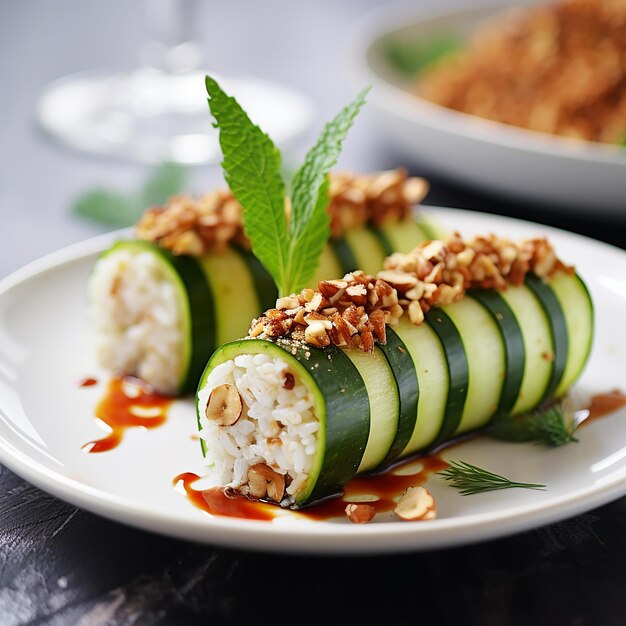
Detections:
196,271,593,508
89,219,435,394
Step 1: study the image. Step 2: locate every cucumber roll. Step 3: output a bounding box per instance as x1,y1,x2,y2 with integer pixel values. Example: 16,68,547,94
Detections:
88,169,438,395
196,233,593,508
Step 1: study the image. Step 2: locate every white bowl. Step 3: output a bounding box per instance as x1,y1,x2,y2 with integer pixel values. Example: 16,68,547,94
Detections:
347,0,626,214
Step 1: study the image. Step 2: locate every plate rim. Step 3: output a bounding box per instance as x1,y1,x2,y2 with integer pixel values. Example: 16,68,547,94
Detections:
1,206,626,555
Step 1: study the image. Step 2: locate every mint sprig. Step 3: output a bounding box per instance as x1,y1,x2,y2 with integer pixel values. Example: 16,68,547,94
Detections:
286,88,369,295
205,75,368,297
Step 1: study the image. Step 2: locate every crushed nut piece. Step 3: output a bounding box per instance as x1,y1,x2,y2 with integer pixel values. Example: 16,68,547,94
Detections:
394,486,437,521
247,463,286,502
205,384,243,427
345,503,377,524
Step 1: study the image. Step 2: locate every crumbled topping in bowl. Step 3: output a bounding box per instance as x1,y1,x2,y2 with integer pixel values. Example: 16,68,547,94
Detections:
416,0,626,144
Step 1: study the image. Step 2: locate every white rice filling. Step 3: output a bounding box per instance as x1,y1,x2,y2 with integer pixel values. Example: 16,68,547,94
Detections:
87,248,183,395
198,353,319,506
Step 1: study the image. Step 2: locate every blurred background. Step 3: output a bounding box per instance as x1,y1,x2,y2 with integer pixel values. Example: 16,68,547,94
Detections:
1,0,624,279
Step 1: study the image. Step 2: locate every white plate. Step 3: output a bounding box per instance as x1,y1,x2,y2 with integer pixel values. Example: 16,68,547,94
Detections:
0,207,625,555
347,1,626,213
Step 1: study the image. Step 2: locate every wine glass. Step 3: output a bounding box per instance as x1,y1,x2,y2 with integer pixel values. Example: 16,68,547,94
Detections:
35,0,314,165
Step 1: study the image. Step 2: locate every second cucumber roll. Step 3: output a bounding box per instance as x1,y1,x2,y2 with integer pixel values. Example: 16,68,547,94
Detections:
87,169,437,395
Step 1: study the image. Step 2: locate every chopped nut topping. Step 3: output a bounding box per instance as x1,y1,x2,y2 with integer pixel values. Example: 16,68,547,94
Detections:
136,191,247,255
248,271,403,352
247,232,572,351
247,463,286,502
135,169,429,256
383,232,572,316
205,384,243,427
328,168,429,237
345,503,377,524
393,486,437,521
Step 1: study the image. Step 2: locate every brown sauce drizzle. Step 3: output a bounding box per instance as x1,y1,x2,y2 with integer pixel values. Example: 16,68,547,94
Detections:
305,455,449,521
82,377,172,453
173,473,277,521
174,454,448,522
579,390,626,428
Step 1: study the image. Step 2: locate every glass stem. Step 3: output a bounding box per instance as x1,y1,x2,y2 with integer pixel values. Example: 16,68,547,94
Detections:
141,0,201,74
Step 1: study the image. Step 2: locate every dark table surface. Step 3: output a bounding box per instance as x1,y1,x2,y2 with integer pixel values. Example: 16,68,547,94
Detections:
2,2,626,625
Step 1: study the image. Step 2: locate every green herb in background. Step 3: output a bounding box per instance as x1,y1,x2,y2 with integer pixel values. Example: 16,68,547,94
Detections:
384,34,460,78
438,461,546,496
488,400,578,447
205,75,369,298
72,162,187,228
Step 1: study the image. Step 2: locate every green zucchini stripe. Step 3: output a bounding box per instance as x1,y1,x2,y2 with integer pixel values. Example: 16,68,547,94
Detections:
367,225,396,257
376,327,420,468
525,273,569,403
425,307,469,444
329,237,360,275
469,290,525,414
232,244,278,313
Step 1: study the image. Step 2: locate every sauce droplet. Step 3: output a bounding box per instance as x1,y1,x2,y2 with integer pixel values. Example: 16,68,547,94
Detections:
83,377,172,453
579,390,626,428
77,377,98,387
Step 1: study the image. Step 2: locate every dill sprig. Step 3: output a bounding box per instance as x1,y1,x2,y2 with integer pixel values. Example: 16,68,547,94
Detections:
438,461,546,496
488,400,578,447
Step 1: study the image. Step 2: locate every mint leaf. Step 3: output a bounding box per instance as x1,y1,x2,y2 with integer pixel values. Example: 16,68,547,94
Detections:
286,87,370,294
205,75,289,294
73,189,140,227
141,162,187,207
